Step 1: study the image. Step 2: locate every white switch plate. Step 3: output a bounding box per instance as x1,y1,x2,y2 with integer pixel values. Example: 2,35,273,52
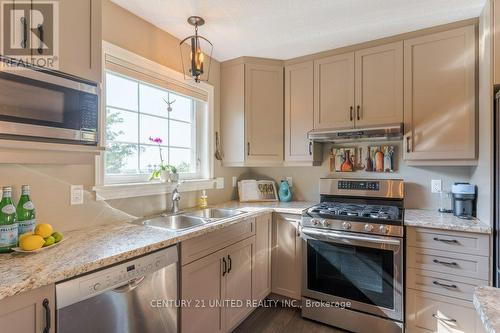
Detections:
216,177,224,189
232,176,237,187
431,180,442,193
70,185,84,205
286,177,293,187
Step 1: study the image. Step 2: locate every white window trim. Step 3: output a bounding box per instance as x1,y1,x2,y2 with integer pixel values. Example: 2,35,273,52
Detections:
93,42,215,201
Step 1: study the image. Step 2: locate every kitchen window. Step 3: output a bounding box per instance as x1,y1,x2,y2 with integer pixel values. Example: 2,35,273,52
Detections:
95,43,214,198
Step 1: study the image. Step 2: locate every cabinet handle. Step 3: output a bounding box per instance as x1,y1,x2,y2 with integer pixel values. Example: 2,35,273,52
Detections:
247,142,250,156
222,257,227,276
406,136,411,153
21,17,27,49
349,106,353,121
227,255,232,274
432,314,457,323
433,259,458,267
433,237,458,244
308,141,312,155
356,105,360,120
37,24,44,54
433,281,458,289
43,298,51,333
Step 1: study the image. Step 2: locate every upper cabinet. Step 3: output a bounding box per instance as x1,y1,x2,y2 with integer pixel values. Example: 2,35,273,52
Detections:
57,0,102,82
313,42,403,130
314,53,355,129
403,26,476,163
284,61,322,165
221,58,284,167
355,42,403,127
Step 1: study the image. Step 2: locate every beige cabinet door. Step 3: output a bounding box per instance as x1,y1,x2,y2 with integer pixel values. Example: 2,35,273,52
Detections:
0,284,55,333
285,61,315,162
314,52,355,130
245,63,284,163
271,214,302,300
403,25,476,161
355,42,403,127
224,238,254,332
57,0,102,82
221,62,246,166
181,249,224,333
252,213,271,301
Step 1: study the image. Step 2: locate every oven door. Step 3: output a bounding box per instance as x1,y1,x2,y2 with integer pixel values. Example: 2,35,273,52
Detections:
300,226,403,322
0,59,98,143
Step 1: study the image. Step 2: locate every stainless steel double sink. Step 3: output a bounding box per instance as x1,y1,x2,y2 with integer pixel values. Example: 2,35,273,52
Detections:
130,208,244,231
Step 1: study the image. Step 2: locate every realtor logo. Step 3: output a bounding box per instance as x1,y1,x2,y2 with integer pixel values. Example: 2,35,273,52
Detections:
0,1,59,69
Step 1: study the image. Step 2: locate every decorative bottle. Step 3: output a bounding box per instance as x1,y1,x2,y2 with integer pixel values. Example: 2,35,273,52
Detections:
375,147,384,172
341,151,353,172
17,185,36,235
0,186,18,252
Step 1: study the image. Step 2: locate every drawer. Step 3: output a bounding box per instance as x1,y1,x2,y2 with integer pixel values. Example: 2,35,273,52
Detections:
407,268,487,301
406,289,484,333
181,217,255,265
407,228,489,257
407,247,489,280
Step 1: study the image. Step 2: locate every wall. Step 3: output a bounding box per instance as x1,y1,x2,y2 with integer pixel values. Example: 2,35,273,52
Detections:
250,142,474,211
0,1,247,233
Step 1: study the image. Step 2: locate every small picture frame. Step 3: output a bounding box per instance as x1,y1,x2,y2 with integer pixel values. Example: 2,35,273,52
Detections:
238,180,278,202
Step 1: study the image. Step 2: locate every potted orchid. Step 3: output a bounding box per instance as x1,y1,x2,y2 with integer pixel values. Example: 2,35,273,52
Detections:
148,136,175,182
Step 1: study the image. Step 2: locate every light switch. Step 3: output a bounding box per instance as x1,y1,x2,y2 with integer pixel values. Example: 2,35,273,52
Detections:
70,185,84,205
232,176,237,187
216,177,224,189
286,177,293,187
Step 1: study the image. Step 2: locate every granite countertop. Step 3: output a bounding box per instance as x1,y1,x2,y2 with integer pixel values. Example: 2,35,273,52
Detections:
474,286,500,333
0,201,311,301
404,209,491,234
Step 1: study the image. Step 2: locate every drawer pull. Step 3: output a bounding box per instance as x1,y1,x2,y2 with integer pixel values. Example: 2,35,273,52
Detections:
433,237,458,244
432,314,457,323
433,281,458,289
433,259,458,266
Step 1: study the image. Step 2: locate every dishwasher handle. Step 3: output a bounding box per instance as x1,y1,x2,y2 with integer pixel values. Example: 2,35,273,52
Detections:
112,276,146,293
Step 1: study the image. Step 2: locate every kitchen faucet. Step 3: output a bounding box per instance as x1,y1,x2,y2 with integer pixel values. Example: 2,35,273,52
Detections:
171,181,182,214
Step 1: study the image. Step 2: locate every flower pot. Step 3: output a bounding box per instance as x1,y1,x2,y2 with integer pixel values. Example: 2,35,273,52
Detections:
160,170,170,182
169,172,179,182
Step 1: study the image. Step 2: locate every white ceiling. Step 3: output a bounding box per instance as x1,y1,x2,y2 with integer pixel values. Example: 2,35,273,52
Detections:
111,0,486,61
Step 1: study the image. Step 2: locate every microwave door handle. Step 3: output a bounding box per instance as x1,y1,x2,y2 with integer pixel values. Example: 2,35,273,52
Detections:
300,227,401,246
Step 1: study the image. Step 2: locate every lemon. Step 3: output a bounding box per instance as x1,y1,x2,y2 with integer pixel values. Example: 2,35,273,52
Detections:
19,235,45,251
43,236,55,247
51,232,63,243
34,224,53,238
19,232,33,243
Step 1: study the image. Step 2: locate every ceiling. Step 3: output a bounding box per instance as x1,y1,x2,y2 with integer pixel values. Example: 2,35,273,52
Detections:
111,0,486,61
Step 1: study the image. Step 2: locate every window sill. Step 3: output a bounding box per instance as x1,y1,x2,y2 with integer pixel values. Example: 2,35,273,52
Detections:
93,179,216,201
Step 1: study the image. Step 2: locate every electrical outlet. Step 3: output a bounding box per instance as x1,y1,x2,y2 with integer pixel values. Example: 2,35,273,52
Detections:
286,177,293,187
70,185,84,205
431,180,442,193
216,177,224,189
232,176,237,187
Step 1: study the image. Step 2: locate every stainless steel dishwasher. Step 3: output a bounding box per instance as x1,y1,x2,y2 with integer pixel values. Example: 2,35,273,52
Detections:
56,245,178,333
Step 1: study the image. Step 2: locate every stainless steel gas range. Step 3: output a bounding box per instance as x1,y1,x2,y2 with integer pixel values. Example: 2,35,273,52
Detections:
300,178,405,333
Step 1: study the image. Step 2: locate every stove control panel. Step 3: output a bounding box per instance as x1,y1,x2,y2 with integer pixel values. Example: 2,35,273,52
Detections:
300,217,403,238
338,181,380,191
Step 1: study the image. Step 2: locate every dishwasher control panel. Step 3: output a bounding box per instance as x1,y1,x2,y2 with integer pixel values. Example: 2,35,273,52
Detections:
56,245,178,309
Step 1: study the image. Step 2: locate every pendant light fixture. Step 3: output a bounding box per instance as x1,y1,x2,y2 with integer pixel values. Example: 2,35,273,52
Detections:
179,16,213,83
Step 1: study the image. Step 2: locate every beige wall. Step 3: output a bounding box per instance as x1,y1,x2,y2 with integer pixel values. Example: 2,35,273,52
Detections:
250,142,474,212
0,1,248,233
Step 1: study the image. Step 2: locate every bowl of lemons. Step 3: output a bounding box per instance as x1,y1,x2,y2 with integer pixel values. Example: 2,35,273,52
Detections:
13,223,64,253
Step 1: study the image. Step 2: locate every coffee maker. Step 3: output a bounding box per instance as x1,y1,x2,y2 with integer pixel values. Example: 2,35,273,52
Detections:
451,183,477,218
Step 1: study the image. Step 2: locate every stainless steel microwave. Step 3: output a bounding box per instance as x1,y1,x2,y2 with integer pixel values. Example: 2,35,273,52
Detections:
0,57,99,145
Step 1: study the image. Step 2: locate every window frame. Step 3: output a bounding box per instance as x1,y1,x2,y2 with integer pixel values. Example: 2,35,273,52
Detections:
95,42,214,192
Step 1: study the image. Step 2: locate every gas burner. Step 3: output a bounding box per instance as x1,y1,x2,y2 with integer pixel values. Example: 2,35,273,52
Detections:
307,202,401,223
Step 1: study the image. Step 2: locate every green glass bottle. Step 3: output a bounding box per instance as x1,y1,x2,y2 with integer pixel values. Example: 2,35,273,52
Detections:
0,186,18,253
17,185,36,235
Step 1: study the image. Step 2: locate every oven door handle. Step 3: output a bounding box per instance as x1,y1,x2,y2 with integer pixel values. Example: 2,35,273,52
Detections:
300,226,402,246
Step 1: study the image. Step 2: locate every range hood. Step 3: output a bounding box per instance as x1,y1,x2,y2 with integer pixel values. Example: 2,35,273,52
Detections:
308,124,404,143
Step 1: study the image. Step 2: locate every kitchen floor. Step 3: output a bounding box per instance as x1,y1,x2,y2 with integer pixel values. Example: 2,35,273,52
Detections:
233,304,345,333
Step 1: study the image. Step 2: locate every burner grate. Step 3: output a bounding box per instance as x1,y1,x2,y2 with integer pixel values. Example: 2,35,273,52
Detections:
308,202,400,221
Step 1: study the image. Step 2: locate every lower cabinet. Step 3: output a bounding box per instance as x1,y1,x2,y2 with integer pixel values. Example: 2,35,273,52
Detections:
0,284,55,333
406,227,489,333
181,213,272,333
271,213,302,300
